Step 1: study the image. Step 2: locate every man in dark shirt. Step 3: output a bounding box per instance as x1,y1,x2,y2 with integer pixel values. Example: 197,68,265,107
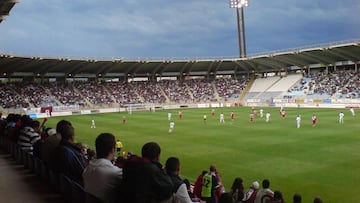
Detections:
121,142,174,203
49,124,87,185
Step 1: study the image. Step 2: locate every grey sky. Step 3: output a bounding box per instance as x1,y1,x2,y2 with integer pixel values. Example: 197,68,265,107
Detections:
0,0,359,59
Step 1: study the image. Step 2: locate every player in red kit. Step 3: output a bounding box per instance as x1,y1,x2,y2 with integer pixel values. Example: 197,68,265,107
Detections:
312,114,317,126
249,113,254,122
252,109,257,118
280,110,286,119
230,112,235,122
178,111,183,120
211,109,215,117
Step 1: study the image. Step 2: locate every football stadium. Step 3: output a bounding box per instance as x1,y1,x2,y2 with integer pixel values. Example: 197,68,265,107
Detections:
1,1,360,203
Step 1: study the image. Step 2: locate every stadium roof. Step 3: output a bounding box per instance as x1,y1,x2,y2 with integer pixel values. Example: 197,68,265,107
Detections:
0,0,18,24
1,40,359,78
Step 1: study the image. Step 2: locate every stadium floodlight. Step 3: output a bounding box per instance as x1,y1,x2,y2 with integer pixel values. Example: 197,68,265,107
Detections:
229,0,249,8
229,0,248,58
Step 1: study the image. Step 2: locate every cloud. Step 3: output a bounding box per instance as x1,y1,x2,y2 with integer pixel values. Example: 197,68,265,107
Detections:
0,0,359,58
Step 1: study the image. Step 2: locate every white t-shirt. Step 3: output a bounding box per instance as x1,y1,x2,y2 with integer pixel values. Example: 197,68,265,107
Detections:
83,158,123,203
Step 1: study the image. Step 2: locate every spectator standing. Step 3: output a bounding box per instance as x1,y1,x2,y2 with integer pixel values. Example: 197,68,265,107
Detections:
230,177,244,203
193,170,207,200
201,165,220,203
83,133,123,203
210,164,225,201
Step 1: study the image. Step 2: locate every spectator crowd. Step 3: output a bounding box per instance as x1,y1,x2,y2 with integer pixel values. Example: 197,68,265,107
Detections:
286,69,360,99
0,77,248,109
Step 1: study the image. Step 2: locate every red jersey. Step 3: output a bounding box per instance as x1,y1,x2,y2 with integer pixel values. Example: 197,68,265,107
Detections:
249,113,254,122
281,110,286,118
312,116,317,125
231,112,234,120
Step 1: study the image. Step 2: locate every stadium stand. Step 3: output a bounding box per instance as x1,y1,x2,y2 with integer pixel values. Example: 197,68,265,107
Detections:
2,69,360,109
267,74,302,92
248,76,281,92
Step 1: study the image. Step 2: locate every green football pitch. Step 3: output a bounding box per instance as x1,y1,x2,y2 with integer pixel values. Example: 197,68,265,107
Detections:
44,107,360,203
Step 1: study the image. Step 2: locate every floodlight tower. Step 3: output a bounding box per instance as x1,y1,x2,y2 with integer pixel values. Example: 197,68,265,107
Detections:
230,0,248,58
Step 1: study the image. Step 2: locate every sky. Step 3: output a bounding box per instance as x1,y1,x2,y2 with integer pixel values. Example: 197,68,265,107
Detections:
0,0,359,60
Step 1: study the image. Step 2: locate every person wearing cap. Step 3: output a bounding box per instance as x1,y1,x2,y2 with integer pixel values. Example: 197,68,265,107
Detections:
242,181,259,203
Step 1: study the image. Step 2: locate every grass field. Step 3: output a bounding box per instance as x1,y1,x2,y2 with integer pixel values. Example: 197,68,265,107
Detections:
44,107,360,203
